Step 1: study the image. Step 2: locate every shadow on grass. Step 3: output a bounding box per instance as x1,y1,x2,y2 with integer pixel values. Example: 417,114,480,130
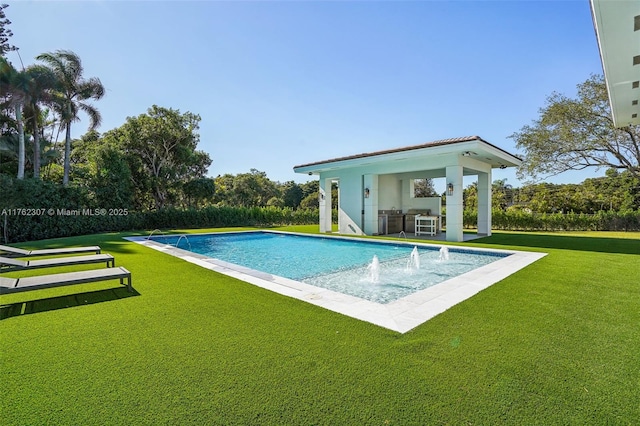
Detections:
468,232,640,255
0,286,140,320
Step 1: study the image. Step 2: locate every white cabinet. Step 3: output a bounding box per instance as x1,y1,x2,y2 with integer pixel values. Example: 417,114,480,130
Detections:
415,215,438,236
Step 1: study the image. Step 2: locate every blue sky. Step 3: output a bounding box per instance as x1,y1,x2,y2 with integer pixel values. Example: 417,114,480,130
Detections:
7,1,604,188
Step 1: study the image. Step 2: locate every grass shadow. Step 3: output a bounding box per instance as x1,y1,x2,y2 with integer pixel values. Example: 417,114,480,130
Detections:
0,286,140,320
468,232,640,255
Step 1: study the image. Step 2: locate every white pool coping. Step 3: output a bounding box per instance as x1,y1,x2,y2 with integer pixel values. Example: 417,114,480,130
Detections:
126,232,547,333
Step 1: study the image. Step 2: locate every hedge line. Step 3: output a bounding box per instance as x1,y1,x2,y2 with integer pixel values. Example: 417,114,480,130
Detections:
464,209,640,231
1,176,320,243
1,206,319,243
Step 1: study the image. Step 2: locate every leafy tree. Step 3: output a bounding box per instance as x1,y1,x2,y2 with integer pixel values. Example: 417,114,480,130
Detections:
300,180,319,198
67,130,133,208
299,193,319,209
281,181,304,208
0,56,27,178
212,173,235,206
0,4,17,57
0,131,18,174
91,146,134,209
511,75,640,180
463,182,477,210
413,178,437,197
298,180,320,209
22,64,56,178
107,105,211,210
183,177,216,208
229,169,279,207
37,50,105,186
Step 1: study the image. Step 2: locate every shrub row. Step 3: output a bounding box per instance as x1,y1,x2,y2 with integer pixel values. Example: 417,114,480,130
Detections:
463,209,640,231
0,206,320,243
1,176,320,242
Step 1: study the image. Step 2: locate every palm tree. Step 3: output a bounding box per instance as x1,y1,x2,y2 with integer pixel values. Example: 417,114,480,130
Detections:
36,50,104,186
0,56,28,179
22,64,56,178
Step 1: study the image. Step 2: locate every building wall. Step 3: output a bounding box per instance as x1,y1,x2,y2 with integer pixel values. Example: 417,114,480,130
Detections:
320,169,366,235
401,179,441,214
378,174,402,211
321,170,444,236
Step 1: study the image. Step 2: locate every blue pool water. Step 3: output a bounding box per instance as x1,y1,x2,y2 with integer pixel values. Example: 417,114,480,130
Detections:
151,232,509,304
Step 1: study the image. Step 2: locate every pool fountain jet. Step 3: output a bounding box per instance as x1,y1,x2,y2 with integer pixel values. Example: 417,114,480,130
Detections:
439,246,450,261
367,255,380,283
175,234,192,250
407,246,420,271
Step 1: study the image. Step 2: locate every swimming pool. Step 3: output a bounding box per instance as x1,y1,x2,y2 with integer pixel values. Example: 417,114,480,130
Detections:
128,231,546,333
146,232,507,304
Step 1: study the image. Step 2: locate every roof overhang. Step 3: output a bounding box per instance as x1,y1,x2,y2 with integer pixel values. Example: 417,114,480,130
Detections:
293,136,522,176
591,0,640,127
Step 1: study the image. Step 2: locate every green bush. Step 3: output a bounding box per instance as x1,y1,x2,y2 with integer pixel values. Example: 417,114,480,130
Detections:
481,208,640,231
1,176,319,242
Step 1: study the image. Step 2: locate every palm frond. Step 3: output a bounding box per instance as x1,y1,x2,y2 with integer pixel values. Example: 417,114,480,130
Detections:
78,102,102,130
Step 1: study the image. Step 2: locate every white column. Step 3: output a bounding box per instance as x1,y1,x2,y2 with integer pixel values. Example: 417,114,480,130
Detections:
477,171,492,236
445,165,464,242
363,174,379,235
319,177,332,233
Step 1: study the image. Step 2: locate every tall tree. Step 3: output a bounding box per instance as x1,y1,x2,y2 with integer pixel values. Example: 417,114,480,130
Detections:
511,74,640,180
0,3,18,57
413,178,437,197
106,105,212,210
228,169,278,208
281,181,303,208
22,65,56,178
36,50,104,186
0,56,27,179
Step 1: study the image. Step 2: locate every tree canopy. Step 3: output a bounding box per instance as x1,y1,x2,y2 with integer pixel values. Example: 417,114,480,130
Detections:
511,75,640,180
0,4,17,57
37,50,105,186
105,105,212,210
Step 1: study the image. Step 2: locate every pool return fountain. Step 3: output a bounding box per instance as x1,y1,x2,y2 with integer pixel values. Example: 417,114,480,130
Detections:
439,246,449,261
175,235,192,250
406,246,420,271
367,255,380,283
365,245,451,284
146,229,166,240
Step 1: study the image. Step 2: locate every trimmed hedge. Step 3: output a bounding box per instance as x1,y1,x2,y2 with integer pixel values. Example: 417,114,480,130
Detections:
3,176,638,241
0,176,319,242
464,209,640,231
0,206,319,243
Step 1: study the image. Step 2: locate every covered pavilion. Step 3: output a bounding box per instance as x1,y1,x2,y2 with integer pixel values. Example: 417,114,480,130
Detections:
294,136,521,242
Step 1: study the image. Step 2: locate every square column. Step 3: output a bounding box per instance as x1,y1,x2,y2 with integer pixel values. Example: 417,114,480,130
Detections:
319,177,332,233
477,171,492,236
363,174,379,235
445,165,464,242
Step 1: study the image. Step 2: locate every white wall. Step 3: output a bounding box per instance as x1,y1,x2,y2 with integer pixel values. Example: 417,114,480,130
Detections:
378,174,402,211
320,170,366,235
400,179,441,214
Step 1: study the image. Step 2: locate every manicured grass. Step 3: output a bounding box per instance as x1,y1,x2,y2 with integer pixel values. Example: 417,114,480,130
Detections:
1,227,639,424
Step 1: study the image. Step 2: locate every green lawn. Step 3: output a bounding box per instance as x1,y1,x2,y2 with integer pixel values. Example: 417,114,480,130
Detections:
1,227,639,425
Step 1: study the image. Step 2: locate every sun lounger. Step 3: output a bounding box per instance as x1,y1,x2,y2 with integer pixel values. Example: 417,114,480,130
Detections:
0,254,115,272
0,244,101,258
0,267,132,294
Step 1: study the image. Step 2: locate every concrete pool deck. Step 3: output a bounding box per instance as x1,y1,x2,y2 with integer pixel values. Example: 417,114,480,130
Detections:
127,233,547,333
